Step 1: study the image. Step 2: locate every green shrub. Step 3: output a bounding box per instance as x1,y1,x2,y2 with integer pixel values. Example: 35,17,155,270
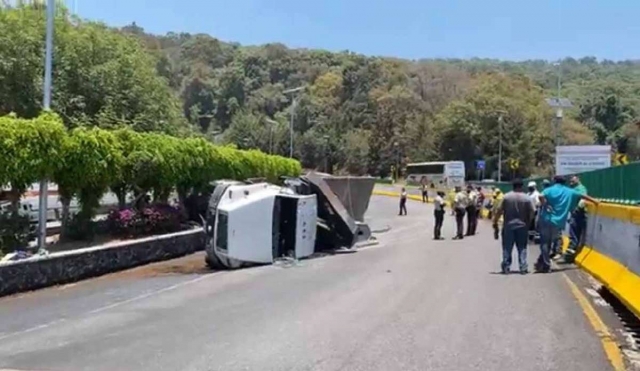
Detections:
0,211,35,254
0,114,302,241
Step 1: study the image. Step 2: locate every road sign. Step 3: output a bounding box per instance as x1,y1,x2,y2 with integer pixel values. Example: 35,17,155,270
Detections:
508,159,519,170
614,153,628,166
476,160,486,170
555,145,611,175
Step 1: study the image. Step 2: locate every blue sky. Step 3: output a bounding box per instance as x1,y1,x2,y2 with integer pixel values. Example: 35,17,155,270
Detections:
70,0,640,61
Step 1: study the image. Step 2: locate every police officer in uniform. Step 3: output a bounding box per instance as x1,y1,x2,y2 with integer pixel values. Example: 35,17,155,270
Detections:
453,186,468,239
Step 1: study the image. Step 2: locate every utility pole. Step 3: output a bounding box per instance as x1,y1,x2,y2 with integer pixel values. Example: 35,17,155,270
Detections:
323,135,330,173
283,86,305,158
265,119,278,155
37,0,55,251
498,115,503,182
546,62,572,173
555,61,562,146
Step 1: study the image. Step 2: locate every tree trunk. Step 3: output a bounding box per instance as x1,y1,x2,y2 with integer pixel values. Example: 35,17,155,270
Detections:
59,195,72,242
153,188,170,204
176,186,189,220
115,186,127,210
7,187,23,215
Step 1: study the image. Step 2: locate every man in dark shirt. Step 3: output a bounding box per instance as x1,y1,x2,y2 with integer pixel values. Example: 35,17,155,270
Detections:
492,179,535,274
433,191,446,240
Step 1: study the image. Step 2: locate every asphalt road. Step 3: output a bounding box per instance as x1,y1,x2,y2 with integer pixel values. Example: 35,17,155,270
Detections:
0,196,615,371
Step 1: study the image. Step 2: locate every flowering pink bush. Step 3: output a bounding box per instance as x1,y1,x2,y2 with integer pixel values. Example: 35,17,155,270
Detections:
107,204,183,237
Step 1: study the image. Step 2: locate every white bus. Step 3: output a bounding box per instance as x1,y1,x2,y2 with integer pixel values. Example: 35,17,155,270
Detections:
405,161,466,188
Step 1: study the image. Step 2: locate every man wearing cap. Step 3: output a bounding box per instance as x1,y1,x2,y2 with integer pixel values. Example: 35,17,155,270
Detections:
536,176,598,273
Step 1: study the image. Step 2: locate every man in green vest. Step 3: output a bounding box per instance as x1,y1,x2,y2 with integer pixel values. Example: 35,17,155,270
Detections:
565,175,588,262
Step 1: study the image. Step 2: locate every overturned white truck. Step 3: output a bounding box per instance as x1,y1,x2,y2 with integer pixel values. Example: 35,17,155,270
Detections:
203,173,375,269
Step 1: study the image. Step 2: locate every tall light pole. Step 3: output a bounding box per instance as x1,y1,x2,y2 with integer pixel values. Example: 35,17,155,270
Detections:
498,115,503,182
283,86,305,158
323,135,330,173
555,61,562,146
546,61,572,148
37,0,55,251
265,118,278,155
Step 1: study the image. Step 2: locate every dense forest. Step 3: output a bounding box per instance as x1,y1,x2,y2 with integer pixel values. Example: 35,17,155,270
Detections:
2,4,639,179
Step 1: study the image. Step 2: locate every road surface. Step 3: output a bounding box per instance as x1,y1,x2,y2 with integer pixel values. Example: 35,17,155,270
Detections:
0,196,617,371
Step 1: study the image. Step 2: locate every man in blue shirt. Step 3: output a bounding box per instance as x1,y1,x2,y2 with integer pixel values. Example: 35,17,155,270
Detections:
535,176,598,273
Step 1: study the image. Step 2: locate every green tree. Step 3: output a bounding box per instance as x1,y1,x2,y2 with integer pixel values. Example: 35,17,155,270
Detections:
0,113,65,213
53,127,123,238
0,4,187,134
435,74,551,179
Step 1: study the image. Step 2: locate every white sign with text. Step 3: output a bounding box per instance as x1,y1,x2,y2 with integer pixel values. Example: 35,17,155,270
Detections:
555,145,611,176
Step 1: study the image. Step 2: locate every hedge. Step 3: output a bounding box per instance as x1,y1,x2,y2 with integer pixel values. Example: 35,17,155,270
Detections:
0,113,301,237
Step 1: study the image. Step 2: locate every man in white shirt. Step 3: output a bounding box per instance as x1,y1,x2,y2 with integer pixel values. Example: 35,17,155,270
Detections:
453,186,468,239
465,185,479,236
399,187,408,216
527,181,541,241
527,181,541,208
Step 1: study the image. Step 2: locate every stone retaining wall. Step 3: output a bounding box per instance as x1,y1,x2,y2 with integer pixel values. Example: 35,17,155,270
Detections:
0,228,205,297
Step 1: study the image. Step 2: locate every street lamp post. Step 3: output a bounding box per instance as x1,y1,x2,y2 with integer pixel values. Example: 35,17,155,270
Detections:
283,86,306,158
546,62,572,148
498,115,503,182
265,118,278,155
37,0,55,251
323,135,330,173
393,141,399,182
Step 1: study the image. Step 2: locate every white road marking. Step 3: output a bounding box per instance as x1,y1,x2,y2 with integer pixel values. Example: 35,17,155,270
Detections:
593,298,610,307
585,288,601,298
0,271,225,342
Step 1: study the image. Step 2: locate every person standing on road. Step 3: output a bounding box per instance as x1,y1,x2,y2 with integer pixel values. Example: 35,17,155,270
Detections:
488,188,503,220
421,182,429,203
536,176,598,273
476,186,485,220
399,187,408,216
566,175,588,262
540,179,560,258
493,179,535,274
447,188,456,216
527,181,541,241
465,185,478,236
433,191,446,240
453,186,468,239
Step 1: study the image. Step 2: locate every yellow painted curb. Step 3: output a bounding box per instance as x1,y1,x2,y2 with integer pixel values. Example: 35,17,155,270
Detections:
591,203,640,226
561,236,570,254
576,246,640,321
562,274,626,371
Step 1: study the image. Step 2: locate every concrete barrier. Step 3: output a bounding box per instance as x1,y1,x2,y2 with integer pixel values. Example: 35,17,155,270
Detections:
572,203,640,319
0,228,205,297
